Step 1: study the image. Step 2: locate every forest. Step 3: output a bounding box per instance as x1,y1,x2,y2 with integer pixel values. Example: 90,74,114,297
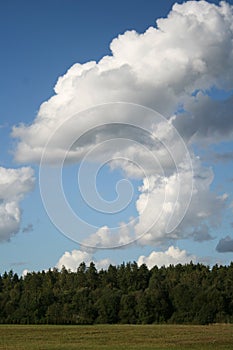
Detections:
1,261,233,325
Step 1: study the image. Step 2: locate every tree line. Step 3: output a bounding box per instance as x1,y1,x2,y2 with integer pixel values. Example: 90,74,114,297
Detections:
1,261,233,325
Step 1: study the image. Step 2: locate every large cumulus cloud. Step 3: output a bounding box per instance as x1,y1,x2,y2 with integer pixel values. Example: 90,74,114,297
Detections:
11,1,233,250
12,1,233,163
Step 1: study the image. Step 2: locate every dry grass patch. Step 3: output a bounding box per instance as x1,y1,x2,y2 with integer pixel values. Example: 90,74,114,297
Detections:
0,324,233,350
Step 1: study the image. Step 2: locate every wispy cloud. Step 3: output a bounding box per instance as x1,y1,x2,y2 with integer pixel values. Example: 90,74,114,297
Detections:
22,223,33,233
0,123,8,130
10,261,28,267
212,151,233,163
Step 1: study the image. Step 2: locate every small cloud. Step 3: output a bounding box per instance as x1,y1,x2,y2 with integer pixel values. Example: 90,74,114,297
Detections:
230,222,233,228
137,246,196,269
22,269,30,277
22,223,33,233
57,249,112,271
216,236,233,253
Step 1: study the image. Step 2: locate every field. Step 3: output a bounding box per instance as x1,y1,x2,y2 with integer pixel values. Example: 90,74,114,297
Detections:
0,324,233,350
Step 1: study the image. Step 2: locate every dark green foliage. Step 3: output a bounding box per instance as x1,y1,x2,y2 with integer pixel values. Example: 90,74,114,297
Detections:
96,287,122,323
1,262,233,324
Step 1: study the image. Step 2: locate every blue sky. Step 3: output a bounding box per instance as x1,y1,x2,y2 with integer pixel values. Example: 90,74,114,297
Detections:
1,0,233,274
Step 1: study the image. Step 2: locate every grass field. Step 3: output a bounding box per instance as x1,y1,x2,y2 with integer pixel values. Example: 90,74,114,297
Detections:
0,324,233,350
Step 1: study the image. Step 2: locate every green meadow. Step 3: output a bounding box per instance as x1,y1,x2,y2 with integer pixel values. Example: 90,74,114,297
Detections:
0,324,233,350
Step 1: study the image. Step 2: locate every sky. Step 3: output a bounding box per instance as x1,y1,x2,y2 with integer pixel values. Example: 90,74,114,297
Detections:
1,0,233,275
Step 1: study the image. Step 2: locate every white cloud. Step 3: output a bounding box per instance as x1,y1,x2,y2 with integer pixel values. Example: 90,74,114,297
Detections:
56,250,92,270
0,167,35,242
57,245,196,271
135,157,226,246
78,156,226,249
56,249,112,271
10,1,233,249
22,269,29,277
12,1,233,163
137,246,197,269
81,223,135,249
